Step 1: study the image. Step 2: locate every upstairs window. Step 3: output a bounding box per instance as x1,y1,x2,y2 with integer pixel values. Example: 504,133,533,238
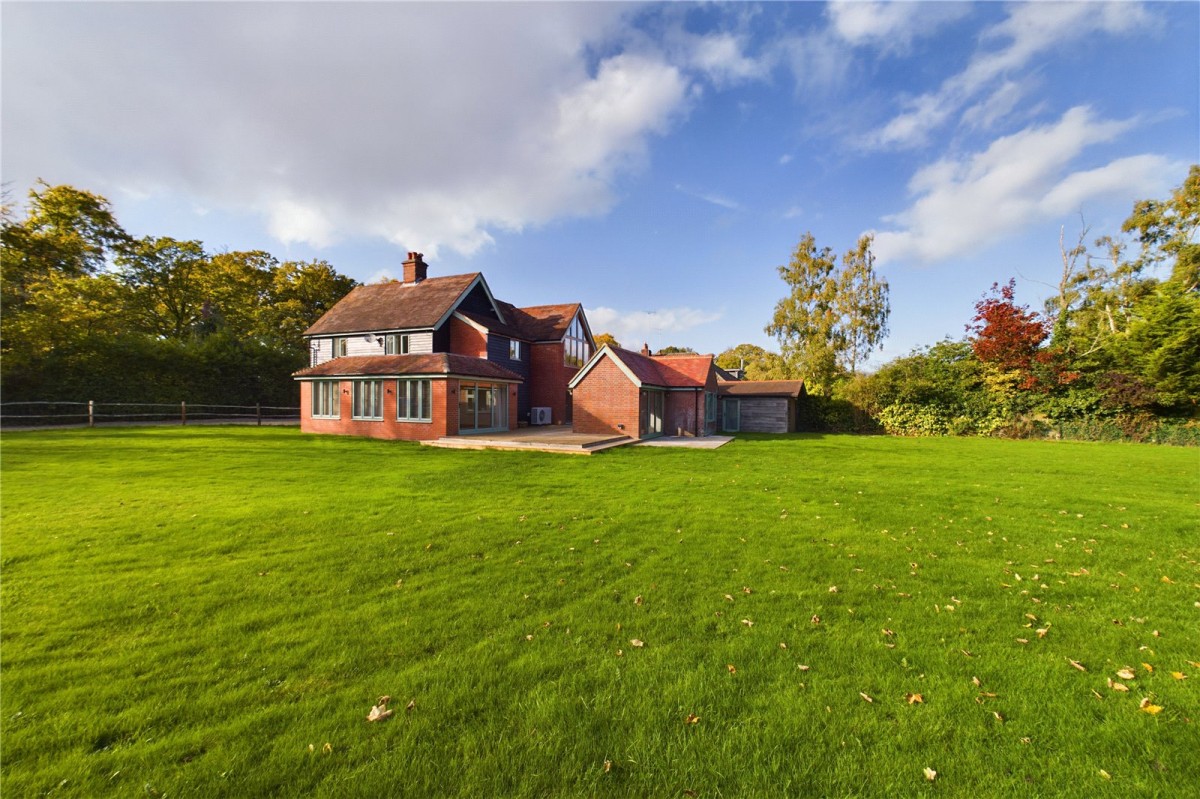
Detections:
563,315,591,368
509,339,524,361
385,333,411,355
332,337,348,357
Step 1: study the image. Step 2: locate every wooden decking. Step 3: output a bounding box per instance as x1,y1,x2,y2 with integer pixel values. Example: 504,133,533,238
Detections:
421,426,632,454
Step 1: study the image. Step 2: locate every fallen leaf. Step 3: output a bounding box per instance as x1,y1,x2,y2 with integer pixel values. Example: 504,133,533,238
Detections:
1099,769,1112,780
1139,699,1163,715
797,664,811,671
972,676,982,687
906,692,924,704
684,713,700,725
405,699,416,712
923,767,937,782
603,760,612,773
1171,672,1187,681
741,618,754,627
993,711,1004,722
1161,575,1174,584
882,628,895,637
1016,638,1029,644
723,594,734,602
367,704,394,722
1116,668,1136,680
1036,628,1049,639
630,639,645,648
1108,679,1130,692
634,595,643,606
828,586,839,593
779,642,788,650
726,664,737,674
1068,659,1087,672
1142,662,1154,673
860,692,874,703
323,742,332,754
615,649,623,657
743,586,752,595
810,615,821,625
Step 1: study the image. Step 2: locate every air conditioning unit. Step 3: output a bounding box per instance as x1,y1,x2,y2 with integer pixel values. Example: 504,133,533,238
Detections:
530,407,552,425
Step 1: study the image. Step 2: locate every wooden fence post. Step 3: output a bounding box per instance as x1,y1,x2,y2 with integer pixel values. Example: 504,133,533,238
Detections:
257,403,262,426
88,400,94,428
181,401,187,426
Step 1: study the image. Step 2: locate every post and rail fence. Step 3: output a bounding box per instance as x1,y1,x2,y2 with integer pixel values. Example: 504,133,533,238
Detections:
0,401,301,429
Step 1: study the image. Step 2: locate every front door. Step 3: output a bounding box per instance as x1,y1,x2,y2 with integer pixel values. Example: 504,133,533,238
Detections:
723,398,740,432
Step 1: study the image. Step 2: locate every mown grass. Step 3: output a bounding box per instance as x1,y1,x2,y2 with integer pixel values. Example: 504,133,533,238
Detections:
1,427,1197,798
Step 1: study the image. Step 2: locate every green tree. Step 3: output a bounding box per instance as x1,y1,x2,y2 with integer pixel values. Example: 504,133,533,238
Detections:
259,259,358,353
715,343,790,380
1123,164,1199,291
655,345,696,355
118,236,210,339
767,233,889,395
593,332,620,350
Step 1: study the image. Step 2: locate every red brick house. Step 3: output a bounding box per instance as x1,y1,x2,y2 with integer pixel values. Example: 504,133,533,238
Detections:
568,345,719,439
294,253,594,440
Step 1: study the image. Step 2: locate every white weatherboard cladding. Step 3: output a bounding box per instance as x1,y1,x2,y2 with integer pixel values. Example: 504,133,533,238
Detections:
309,332,433,366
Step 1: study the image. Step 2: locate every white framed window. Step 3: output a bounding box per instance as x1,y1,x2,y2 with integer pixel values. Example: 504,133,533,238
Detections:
385,333,411,355
352,380,383,420
563,315,590,367
396,379,432,422
509,339,524,361
311,381,340,419
332,337,348,357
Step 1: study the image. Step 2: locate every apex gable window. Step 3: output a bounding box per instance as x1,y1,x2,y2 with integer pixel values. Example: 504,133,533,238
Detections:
509,339,524,361
332,337,348,357
564,315,590,367
385,333,411,355
311,380,340,419
396,379,432,422
352,380,384,420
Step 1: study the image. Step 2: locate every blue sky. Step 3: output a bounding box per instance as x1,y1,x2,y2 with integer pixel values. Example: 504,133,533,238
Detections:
4,1,1197,364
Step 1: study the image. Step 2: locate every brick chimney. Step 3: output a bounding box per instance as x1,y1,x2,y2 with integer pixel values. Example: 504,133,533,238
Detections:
640,342,651,356
402,252,427,284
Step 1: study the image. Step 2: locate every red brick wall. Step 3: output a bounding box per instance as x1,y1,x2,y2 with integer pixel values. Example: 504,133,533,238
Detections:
449,316,487,357
299,379,455,441
530,341,577,424
571,356,640,437
665,390,702,437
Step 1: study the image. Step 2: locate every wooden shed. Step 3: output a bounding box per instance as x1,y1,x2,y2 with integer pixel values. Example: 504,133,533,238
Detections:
717,380,806,433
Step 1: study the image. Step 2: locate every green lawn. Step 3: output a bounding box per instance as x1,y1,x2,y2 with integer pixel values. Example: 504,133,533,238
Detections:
2,428,1197,798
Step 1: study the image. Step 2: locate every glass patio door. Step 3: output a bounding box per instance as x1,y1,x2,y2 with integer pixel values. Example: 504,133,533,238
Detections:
458,383,508,433
642,390,664,438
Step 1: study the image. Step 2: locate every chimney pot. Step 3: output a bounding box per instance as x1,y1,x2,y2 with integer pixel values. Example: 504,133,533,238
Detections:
402,252,428,283
640,342,651,357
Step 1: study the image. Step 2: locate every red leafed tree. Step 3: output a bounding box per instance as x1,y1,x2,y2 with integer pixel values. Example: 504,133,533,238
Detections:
967,279,1073,390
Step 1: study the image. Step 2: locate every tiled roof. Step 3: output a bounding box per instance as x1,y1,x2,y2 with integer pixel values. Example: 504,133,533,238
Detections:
303,274,482,335
516,303,583,341
604,347,714,388
718,380,806,398
294,354,523,382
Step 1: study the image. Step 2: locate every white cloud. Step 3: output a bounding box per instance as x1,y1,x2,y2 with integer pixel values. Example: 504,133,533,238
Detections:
681,32,769,87
866,2,1154,149
1,3,696,258
827,1,969,55
871,107,1181,264
586,305,724,350
675,184,740,210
